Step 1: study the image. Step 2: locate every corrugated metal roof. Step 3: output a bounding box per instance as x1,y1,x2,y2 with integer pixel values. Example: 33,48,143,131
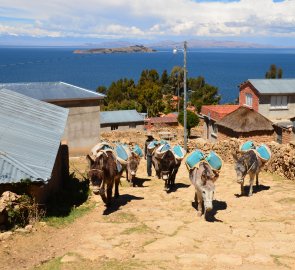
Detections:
0,89,69,184
248,79,295,95
100,110,144,125
0,82,105,101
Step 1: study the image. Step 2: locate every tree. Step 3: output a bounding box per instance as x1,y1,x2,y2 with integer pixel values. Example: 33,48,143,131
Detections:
265,64,283,79
96,85,107,95
178,110,199,137
189,76,220,112
169,66,184,96
160,69,169,85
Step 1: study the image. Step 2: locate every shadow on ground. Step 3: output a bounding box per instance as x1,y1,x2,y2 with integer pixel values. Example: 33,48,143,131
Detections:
192,199,227,223
132,177,151,187
167,183,190,193
46,173,89,217
235,184,270,198
103,194,144,215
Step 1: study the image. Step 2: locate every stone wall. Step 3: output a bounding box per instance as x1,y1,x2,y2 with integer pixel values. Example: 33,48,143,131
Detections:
188,138,295,181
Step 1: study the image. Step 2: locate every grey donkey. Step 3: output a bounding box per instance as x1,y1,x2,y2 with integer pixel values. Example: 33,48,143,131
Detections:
233,150,265,197
189,161,219,217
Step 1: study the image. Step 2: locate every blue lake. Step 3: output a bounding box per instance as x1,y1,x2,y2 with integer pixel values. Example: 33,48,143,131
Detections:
0,47,295,103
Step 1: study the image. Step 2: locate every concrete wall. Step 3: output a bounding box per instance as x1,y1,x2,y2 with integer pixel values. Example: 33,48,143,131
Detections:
203,118,217,142
259,95,295,121
62,106,100,156
101,123,144,132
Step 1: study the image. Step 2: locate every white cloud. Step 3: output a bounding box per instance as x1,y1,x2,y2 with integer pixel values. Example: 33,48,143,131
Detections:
0,0,295,39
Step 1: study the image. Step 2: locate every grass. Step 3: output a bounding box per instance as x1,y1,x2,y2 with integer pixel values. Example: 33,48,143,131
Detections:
34,257,62,270
277,197,295,204
271,255,291,269
103,211,137,223
121,224,152,235
43,202,94,227
99,259,144,270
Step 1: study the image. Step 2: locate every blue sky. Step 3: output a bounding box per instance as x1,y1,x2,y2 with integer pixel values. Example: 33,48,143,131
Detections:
0,0,294,46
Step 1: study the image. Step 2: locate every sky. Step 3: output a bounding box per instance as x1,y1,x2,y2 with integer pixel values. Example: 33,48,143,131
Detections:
0,0,295,46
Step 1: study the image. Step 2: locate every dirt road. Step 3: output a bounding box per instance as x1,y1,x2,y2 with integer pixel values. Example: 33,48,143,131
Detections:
1,159,295,269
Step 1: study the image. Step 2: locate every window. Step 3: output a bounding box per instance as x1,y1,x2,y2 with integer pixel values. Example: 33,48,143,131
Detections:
111,125,118,130
270,96,288,109
245,93,253,107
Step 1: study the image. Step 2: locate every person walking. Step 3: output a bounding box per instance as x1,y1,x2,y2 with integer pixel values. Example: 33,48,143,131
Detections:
144,132,154,177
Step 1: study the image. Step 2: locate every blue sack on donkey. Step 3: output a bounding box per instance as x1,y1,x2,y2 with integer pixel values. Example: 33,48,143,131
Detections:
256,144,271,162
205,151,223,171
173,145,186,160
240,141,255,152
185,150,205,170
133,144,143,157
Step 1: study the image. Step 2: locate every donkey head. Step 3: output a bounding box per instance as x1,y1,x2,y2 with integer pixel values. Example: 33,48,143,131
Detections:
233,152,249,184
127,152,140,179
86,154,104,194
160,150,175,180
200,162,217,212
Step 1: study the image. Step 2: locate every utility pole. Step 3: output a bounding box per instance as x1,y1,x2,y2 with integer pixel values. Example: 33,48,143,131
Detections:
183,41,187,152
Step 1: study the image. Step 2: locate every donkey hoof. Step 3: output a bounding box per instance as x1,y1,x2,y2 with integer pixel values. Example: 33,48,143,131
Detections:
197,211,202,217
248,193,253,197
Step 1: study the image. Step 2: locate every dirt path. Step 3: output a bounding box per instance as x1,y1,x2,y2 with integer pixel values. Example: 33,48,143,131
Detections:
1,160,295,270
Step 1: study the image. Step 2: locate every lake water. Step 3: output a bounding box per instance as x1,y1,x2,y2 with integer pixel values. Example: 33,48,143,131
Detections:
0,47,295,103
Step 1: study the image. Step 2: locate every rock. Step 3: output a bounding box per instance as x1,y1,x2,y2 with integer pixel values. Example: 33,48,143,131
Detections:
0,231,13,241
25,224,33,232
61,254,79,263
15,228,29,233
245,254,273,264
212,254,243,266
177,253,209,265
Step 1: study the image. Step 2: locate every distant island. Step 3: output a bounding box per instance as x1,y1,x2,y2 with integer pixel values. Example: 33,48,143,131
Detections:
73,45,156,54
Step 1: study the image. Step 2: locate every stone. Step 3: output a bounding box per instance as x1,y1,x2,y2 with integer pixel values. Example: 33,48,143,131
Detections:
0,231,13,241
212,254,243,266
245,254,273,264
25,224,33,232
177,253,209,265
61,254,79,263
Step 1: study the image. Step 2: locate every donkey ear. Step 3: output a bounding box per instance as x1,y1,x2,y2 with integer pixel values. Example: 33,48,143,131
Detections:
86,154,94,168
232,152,239,162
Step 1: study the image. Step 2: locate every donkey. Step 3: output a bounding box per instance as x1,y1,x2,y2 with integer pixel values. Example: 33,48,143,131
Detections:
126,152,141,186
189,162,219,217
159,150,181,191
233,150,264,197
86,151,123,206
151,144,162,179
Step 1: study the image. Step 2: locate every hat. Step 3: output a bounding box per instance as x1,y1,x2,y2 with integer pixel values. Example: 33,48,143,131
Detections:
146,131,153,137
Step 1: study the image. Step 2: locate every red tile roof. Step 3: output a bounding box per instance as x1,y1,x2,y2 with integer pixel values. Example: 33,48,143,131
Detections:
145,116,178,124
201,105,240,121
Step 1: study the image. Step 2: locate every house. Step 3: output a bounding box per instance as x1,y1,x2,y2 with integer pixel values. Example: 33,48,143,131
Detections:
100,110,144,132
0,89,69,203
216,106,274,143
200,105,240,142
0,82,104,155
145,116,179,129
239,79,295,143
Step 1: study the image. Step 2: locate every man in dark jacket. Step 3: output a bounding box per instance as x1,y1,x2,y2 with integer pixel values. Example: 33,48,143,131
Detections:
144,132,154,177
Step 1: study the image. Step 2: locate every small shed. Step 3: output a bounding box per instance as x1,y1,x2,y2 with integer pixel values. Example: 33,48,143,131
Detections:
100,110,144,132
0,89,69,203
0,82,104,155
216,106,274,143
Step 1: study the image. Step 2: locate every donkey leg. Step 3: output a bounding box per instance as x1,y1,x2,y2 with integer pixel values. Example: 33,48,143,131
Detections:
256,173,259,187
240,181,245,196
106,183,113,206
114,177,120,198
249,175,254,197
196,191,202,217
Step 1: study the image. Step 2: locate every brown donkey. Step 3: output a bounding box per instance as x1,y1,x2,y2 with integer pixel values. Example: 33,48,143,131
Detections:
86,150,123,206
